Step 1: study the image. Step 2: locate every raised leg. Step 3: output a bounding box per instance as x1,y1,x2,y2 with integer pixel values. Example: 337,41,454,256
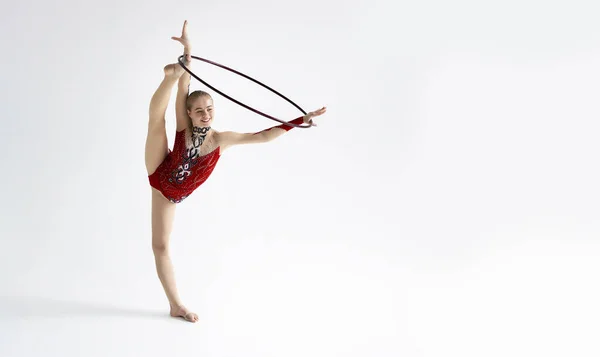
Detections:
145,66,181,175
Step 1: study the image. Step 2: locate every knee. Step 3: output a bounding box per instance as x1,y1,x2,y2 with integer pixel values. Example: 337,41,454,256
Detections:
152,239,169,255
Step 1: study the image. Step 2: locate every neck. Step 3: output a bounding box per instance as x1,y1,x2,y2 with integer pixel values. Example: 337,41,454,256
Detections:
192,125,211,135
191,125,211,147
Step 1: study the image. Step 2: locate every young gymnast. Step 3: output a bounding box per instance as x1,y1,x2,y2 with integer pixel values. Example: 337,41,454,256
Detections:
145,20,327,322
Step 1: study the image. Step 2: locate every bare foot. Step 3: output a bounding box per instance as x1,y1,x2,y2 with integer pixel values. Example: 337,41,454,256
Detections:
163,63,184,78
170,304,198,323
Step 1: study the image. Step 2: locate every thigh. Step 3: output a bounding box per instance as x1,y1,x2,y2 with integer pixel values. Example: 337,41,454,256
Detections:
145,122,170,175
151,188,177,249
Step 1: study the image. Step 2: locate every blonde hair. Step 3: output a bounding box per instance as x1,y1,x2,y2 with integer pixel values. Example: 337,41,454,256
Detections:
186,90,212,110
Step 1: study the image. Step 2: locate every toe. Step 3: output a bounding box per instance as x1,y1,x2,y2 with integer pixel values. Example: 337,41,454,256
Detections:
186,313,197,322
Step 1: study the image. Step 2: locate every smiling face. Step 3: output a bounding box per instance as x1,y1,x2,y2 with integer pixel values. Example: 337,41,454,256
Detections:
187,92,214,128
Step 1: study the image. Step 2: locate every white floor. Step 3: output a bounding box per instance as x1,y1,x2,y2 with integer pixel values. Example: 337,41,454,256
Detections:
2,227,599,357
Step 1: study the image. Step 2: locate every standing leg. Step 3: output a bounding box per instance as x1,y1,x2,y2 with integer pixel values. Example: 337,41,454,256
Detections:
151,189,198,323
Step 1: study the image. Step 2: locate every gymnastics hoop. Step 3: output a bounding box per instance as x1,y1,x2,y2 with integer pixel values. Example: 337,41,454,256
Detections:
178,55,311,129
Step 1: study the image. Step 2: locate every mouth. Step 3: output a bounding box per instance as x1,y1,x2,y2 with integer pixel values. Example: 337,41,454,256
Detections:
201,118,211,123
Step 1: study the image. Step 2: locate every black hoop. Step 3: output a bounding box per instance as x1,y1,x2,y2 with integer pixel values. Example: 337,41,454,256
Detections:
177,55,311,128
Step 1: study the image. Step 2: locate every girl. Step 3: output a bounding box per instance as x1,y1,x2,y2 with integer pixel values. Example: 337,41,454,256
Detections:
145,20,327,322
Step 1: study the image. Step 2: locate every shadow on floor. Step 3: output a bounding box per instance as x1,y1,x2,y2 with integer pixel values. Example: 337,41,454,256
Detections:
0,295,168,320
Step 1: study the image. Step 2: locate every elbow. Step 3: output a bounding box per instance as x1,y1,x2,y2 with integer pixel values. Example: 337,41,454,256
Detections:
260,132,273,143
264,128,286,143
251,130,273,143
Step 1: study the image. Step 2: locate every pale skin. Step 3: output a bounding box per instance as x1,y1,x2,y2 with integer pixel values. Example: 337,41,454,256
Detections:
145,20,327,322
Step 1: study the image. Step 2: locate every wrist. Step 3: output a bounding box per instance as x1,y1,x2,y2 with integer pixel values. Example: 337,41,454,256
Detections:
276,117,304,132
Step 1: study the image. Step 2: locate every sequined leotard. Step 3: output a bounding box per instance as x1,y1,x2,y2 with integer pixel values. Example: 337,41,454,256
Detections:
148,129,221,203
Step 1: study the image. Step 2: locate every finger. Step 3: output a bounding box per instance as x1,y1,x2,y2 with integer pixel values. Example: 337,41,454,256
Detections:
182,20,188,33
311,109,326,117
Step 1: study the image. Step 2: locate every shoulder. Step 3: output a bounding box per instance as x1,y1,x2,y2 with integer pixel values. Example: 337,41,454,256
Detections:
215,130,240,142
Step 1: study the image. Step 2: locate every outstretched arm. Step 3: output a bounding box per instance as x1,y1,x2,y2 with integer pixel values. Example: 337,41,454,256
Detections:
219,106,327,152
172,20,192,132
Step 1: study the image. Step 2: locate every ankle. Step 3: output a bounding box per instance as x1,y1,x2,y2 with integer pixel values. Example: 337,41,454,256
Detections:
163,74,179,83
170,302,184,309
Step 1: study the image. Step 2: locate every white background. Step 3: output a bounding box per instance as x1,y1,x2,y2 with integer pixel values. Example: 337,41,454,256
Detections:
1,0,599,356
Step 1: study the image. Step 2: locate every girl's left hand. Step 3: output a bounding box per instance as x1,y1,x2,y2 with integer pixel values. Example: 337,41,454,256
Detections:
303,106,327,127
172,20,192,61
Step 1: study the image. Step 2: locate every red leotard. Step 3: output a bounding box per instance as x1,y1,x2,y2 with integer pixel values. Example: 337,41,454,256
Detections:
148,117,303,203
148,129,221,203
